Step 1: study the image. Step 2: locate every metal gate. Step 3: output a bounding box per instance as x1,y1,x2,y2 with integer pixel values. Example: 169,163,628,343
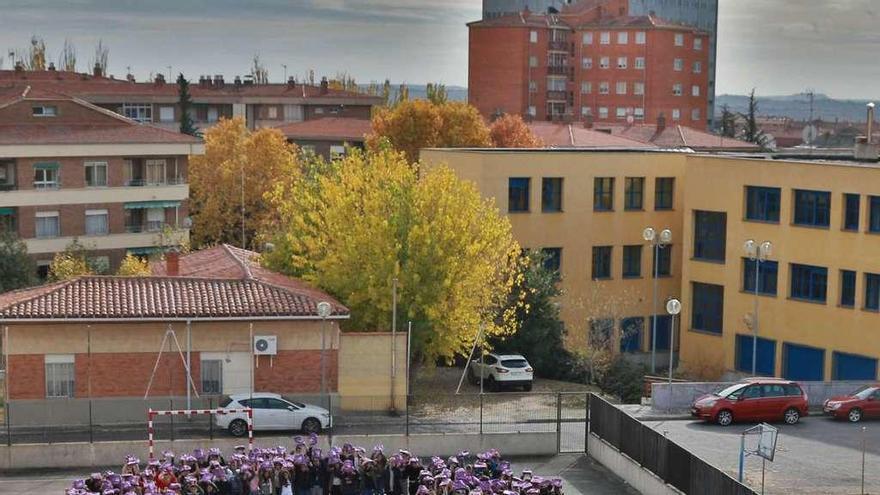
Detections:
557,392,589,453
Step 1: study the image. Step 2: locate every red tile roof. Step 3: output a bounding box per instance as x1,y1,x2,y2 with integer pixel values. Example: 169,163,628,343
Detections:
528,122,657,148
574,15,707,32
274,118,371,142
596,124,761,151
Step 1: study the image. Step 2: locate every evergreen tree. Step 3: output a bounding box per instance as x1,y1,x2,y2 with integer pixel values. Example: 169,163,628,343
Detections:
177,74,198,137
741,88,769,149
719,104,737,138
0,232,36,292
426,83,448,105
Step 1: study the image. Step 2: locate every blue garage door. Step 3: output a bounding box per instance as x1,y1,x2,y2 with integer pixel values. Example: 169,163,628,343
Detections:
833,352,878,380
650,315,671,351
783,343,825,381
735,334,776,376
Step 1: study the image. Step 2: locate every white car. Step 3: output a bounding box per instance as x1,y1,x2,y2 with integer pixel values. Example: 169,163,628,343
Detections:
468,353,534,391
217,393,332,436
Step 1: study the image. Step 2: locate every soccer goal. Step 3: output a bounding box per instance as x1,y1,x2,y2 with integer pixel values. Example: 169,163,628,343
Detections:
146,407,254,459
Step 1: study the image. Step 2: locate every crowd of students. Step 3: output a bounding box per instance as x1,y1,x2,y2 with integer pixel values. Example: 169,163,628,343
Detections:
66,437,565,495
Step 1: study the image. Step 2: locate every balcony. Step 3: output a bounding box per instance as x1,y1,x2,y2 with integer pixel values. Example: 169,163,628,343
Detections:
125,221,167,234
0,183,15,192
547,65,572,77
546,90,570,102
0,183,188,208
548,40,571,52
24,228,191,255
124,177,187,187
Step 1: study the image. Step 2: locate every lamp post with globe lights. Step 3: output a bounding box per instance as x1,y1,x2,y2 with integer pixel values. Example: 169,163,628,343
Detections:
744,239,772,376
644,227,672,373
666,298,682,383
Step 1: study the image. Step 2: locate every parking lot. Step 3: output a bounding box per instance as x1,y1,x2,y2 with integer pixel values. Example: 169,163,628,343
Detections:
642,416,880,494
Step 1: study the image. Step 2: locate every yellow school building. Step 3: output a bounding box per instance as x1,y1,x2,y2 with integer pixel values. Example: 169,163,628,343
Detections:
422,148,880,381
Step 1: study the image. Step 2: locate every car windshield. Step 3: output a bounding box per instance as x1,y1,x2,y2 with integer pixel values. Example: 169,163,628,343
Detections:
292,402,306,408
501,359,529,368
854,387,878,399
715,383,747,398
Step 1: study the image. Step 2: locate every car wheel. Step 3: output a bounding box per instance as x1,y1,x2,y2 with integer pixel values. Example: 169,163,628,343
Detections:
228,419,248,437
783,407,801,425
848,408,863,423
487,376,498,392
716,409,733,426
523,382,533,392
301,417,322,434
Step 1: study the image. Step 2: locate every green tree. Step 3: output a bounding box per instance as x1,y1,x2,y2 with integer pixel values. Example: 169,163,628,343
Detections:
741,89,770,149
426,83,448,105
0,232,36,292
177,73,198,137
719,104,737,138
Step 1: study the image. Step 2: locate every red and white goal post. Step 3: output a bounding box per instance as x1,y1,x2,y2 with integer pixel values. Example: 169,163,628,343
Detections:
147,407,254,460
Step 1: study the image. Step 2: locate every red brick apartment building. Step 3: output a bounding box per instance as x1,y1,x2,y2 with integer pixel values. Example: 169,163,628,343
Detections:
469,0,710,129
0,85,203,274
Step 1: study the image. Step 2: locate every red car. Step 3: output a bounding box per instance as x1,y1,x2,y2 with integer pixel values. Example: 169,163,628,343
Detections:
691,378,809,426
823,385,880,422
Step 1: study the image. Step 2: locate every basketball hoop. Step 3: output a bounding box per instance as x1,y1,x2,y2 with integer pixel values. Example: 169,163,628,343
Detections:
738,423,778,493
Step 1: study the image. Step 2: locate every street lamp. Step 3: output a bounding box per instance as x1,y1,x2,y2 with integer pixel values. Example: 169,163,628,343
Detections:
666,298,682,383
317,301,333,395
744,239,772,376
644,227,673,373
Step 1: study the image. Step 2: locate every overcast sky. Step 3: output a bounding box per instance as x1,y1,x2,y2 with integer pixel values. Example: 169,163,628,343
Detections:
0,0,878,98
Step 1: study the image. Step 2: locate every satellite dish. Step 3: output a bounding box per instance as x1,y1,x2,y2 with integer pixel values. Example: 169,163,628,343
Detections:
802,125,818,145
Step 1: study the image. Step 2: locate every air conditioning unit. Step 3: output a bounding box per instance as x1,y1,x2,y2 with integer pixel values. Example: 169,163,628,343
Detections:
253,335,277,356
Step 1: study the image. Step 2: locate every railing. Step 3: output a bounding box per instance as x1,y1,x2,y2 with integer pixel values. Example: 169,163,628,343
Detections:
124,178,187,187
546,65,572,77
125,222,167,233
32,182,60,190
548,40,570,52
0,183,15,192
546,90,569,102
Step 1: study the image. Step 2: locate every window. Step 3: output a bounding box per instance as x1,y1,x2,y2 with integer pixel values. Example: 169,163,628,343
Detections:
633,82,645,95
622,245,642,278
634,107,645,119
146,207,165,232
581,81,592,94
45,355,75,398
599,57,610,69
32,105,58,117
300,144,317,157
869,196,880,232
530,30,538,43
793,189,831,227
528,106,536,116
674,58,683,71
542,178,563,212
650,315,672,350
84,161,108,187
844,193,861,231
620,317,643,352
599,82,610,95
35,211,60,238
33,163,59,189
624,177,644,210
582,57,593,69
201,359,223,394
582,32,594,45
508,178,530,212
589,318,614,349
745,186,781,222
691,108,701,121
159,106,175,122
634,57,645,69
85,209,109,236
529,80,537,93
735,335,776,375
617,32,628,44
693,61,702,73
674,33,684,46
692,282,724,334
673,84,683,96
122,103,152,123
654,177,674,210
617,57,628,69
330,145,346,160
672,109,681,120
529,56,538,68
693,210,727,262
600,32,611,44
743,259,778,296
599,107,609,119
616,81,627,95
592,246,612,279
593,177,614,211
692,85,701,97
840,270,856,307
790,263,828,303
694,37,703,50
866,273,880,310
88,255,109,274
616,107,627,119
145,159,166,185
635,31,646,44
581,106,592,116
541,247,562,273
547,77,566,91
652,245,672,277
207,106,220,122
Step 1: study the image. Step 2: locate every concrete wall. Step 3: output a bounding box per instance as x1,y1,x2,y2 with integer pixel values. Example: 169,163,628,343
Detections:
651,380,879,411
338,333,408,411
587,433,683,495
0,432,557,471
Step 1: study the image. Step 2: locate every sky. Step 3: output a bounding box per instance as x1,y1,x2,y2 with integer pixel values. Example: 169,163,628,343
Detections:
0,0,878,99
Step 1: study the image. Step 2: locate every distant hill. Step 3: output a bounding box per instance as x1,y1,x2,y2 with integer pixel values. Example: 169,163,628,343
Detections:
716,94,877,122
357,84,468,103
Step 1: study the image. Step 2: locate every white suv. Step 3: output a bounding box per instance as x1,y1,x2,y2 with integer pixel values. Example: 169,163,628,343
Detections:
216,393,332,436
468,353,534,391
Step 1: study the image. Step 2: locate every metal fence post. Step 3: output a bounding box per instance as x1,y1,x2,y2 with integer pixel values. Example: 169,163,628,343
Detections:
327,394,333,448
405,395,410,437
209,397,214,440
556,393,562,453
585,393,590,454
88,399,94,444
169,398,175,442
5,400,11,446
479,394,484,435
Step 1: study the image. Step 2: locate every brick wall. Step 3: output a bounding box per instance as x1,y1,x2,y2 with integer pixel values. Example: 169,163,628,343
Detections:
254,350,338,394
7,354,45,400
12,155,187,190
0,99,123,125
74,352,202,398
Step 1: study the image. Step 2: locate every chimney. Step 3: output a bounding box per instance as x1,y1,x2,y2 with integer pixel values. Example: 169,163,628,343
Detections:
867,102,875,145
199,75,209,88
126,73,135,83
165,250,180,277
234,75,243,88
14,61,24,73
287,76,296,89
213,74,225,89
657,112,667,132
48,62,56,71
854,103,879,161
93,63,103,78
320,77,329,95
154,73,166,85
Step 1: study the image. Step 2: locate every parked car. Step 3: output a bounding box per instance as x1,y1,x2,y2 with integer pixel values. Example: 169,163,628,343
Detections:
823,385,880,422
468,353,534,391
690,378,809,426
216,393,332,436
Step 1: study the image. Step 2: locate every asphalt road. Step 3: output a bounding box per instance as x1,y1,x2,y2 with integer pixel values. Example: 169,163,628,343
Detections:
642,416,880,495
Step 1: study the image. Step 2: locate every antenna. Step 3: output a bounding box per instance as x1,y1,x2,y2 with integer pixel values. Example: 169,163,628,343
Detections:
801,89,816,153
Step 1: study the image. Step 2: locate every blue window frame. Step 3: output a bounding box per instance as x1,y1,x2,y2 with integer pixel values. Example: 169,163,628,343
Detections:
620,317,644,353
655,177,674,210
592,246,612,280
691,282,724,334
593,177,614,211
793,189,830,227
589,318,614,349
624,177,644,210
652,245,672,277
693,210,726,262
840,270,856,308
844,194,861,231
508,178,530,212
622,245,642,278
865,273,880,311
649,315,671,350
745,186,780,222
542,178,563,212
832,352,878,380
790,263,827,303
869,196,880,233
783,343,825,381
541,247,562,274
743,259,778,296
735,334,776,375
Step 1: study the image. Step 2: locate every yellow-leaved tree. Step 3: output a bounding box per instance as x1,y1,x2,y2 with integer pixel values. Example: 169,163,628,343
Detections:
116,254,151,276
189,117,299,249
263,147,524,362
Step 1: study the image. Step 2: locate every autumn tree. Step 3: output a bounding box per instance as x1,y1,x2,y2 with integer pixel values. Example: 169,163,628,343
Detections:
0,232,36,292
91,39,109,72
426,83,448,105
189,117,299,249
490,114,544,148
59,38,77,71
263,147,523,362
116,254,151,276
48,239,95,281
